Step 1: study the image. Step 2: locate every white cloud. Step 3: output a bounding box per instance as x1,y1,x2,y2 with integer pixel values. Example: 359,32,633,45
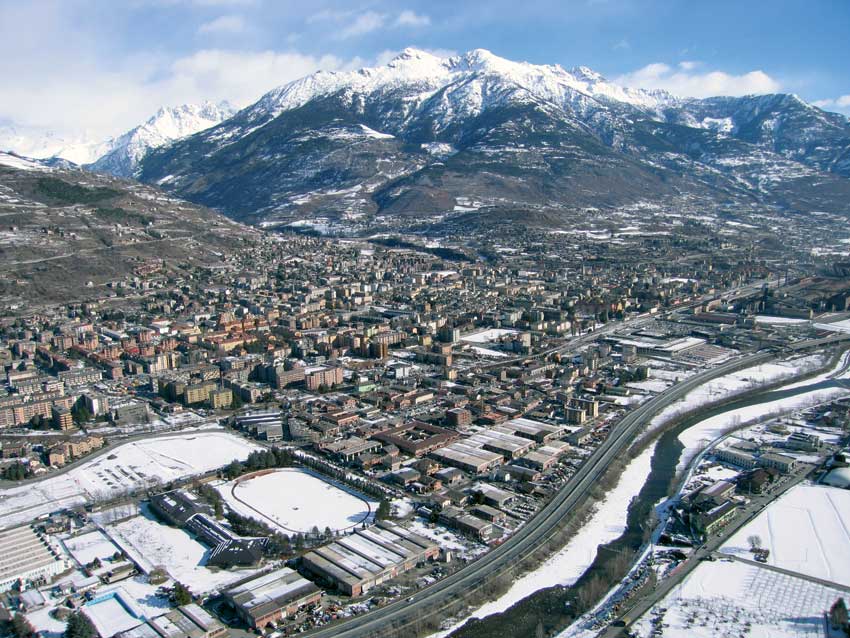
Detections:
197,14,247,35
0,44,352,139
313,8,430,38
615,62,782,98
613,39,630,51
812,95,850,115
395,10,430,27
338,11,386,39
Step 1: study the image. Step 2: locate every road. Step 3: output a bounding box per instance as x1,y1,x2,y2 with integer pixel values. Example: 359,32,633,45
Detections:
597,463,814,637
303,349,796,638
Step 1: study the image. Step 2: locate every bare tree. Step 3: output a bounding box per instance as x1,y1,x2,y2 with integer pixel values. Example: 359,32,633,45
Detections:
747,534,762,551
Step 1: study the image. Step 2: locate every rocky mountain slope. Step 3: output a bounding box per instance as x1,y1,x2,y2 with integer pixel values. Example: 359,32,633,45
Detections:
0,151,260,309
136,48,850,229
87,101,236,177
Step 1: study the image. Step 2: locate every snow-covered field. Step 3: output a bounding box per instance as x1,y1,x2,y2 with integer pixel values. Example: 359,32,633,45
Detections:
107,507,262,593
632,559,845,638
720,484,850,587
62,530,121,566
0,431,259,527
429,443,658,638
626,379,671,393
218,468,378,534
461,328,518,343
470,345,509,358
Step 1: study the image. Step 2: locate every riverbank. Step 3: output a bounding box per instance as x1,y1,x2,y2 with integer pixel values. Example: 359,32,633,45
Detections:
443,346,850,638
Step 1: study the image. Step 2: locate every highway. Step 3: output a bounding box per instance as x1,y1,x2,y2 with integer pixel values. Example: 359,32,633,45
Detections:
303,347,794,638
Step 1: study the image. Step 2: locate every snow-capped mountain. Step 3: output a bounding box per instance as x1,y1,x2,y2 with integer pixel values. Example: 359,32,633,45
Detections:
0,123,115,166
0,101,236,176
138,48,850,225
88,101,237,177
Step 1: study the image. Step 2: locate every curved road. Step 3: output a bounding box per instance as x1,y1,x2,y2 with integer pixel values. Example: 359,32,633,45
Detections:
302,347,811,638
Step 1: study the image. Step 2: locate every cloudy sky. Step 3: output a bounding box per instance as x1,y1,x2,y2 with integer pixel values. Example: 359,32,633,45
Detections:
1,0,848,139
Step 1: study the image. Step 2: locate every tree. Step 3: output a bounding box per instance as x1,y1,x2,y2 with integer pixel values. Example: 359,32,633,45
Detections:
11,614,36,638
224,459,243,480
172,582,192,606
375,499,391,521
71,404,92,425
747,534,763,551
64,612,96,638
830,598,849,630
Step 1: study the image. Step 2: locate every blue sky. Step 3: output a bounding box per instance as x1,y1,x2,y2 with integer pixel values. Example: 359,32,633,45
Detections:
1,0,848,138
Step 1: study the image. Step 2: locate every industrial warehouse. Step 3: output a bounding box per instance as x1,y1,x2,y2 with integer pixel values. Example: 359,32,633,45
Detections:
224,568,321,630
429,417,569,473
300,520,440,596
0,525,66,592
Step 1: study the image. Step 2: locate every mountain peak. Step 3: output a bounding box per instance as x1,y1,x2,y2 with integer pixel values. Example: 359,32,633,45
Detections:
392,47,440,62
570,65,605,82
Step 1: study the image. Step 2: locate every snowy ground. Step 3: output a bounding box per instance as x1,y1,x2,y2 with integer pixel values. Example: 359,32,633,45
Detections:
62,529,121,566
406,518,488,558
632,559,844,638
815,318,850,333
461,328,518,343
218,468,378,534
626,379,671,393
642,353,830,443
26,606,67,638
0,431,260,527
720,484,850,587
675,379,850,473
469,345,510,358
429,443,658,638
754,315,812,325
105,506,263,594
84,594,142,637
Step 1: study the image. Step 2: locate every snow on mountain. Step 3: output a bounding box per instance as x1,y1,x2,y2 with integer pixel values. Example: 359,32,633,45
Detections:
88,101,237,177
137,48,850,226
0,150,52,171
0,101,236,177
0,123,113,165
235,48,673,140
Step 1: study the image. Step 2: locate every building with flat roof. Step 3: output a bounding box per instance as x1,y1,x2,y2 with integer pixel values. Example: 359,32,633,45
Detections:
372,420,459,457
430,441,504,474
301,521,439,597
115,604,227,638
224,568,321,630
0,525,66,592
497,417,565,443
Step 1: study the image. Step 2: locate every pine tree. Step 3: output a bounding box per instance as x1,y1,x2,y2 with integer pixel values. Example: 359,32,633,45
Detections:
830,598,849,630
172,582,192,606
375,498,391,521
64,612,96,638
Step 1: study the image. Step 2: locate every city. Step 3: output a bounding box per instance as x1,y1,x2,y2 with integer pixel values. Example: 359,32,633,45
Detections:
0,3,849,638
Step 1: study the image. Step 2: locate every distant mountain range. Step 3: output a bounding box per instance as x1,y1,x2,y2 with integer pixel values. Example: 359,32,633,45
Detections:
0,101,235,175
5,49,850,229
135,48,850,227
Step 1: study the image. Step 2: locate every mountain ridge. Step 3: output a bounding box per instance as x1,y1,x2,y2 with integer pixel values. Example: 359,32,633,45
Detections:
134,48,850,229
0,100,236,174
